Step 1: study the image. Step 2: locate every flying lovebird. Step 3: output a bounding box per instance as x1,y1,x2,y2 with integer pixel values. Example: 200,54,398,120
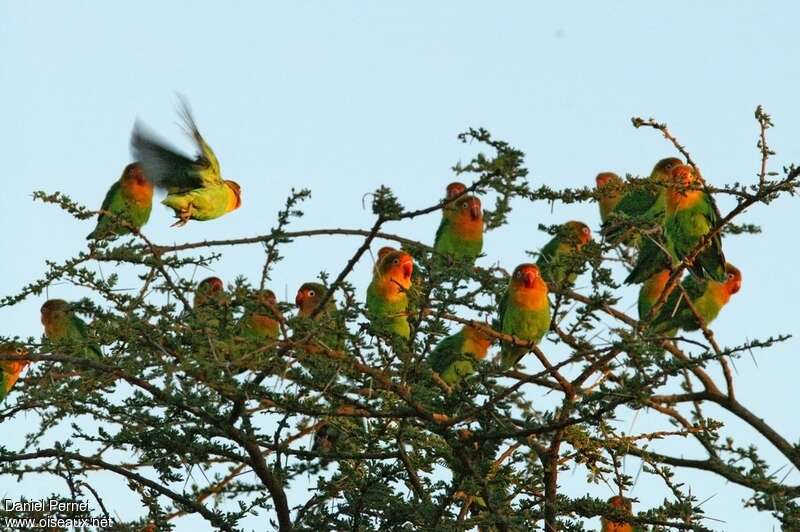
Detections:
0,343,30,403
434,193,484,262
241,289,282,341
429,324,493,387
650,263,741,334
86,162,154,240
130,97,241,227
536,221,592,287
595,172,624,225
40,300,102,359
366,247,414,338
600,496,635,532
498,263,551,368
664,164,727,281
602,157,683,246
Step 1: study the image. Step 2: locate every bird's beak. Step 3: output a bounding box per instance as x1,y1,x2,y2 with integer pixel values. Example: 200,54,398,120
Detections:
730,278,742,294
401,257,413,280
522,270,536,288
295,291,305,306
470,202,482,221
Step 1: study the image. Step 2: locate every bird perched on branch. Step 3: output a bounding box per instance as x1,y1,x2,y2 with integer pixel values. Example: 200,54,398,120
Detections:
498,263,551,368
536,220,592,288
595,172,624,225
131,97,241,227
651,263,741,334
40,300,102,359
664,164,726,281
602,157,682,247
434,190,484,262
0,343,30,403
429,324,493,387
241,289,282,342
87,162,153,240
366,247,414,338
600,495,635,532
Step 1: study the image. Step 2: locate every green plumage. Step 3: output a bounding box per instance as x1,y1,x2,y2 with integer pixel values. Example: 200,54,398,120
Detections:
87,164,153,240
429,327,488,387
366,284,410,338
651,271,737,334
498,266,551,369
536,222,591,287
664,191,726,282
625,235,671,285
41,300,102,360
434,217,483,260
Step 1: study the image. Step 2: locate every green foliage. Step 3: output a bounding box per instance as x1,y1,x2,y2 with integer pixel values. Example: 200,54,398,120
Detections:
1,112,800,532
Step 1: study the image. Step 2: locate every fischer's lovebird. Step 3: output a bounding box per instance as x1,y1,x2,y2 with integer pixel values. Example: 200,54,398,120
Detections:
664,164,727,281
434,192,484,262
40,300,102,359
595,172,624,225
429,324,493,387
536,221,592,288
131,97,241,227
600,496,635,532
651,263,741,334
241,289,282,341
366,247,414,338
499,263,551,368
87,162,153,240
0,343,30,403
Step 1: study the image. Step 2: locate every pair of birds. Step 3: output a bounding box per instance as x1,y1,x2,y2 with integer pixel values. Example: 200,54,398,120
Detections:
87,99,241,240
596,158,742,332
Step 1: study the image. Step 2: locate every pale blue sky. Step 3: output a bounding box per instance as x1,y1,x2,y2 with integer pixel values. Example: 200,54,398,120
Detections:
2,2,799,530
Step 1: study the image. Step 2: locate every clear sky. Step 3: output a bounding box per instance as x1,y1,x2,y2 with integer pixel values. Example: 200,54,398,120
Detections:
1,2,798,530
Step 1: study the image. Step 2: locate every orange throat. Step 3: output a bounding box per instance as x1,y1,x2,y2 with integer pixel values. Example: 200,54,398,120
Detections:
666,188,703,213
511,282,549,311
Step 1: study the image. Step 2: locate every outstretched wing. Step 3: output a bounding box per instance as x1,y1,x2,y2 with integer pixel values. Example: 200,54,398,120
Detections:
176,95,223,186
130,120,202,191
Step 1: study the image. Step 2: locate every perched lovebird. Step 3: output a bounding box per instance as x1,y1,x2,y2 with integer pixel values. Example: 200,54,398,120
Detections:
651,263,741,334
536,221,592,287
664,164,726,281
434,193,484,262
445,181,467,202
600,496,634,532
637,269,672,320
193,277,227,309
40,300,102,359
0,343,30,403
602,157,682,246
429,324,493,387
366,247,414,338
131,98,241,227
295,283,335,318
241,289,282,341
87,162,154,240
499,264,551,368
595,172,624,225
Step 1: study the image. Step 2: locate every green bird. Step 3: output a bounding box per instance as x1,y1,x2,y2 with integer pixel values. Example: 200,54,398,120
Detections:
366,247,415,338
499,263,552,368
193,277,227,309
295,283,335,318
241,289,282,341
536,221,592,287
87,162,154,240
131,97,241,227
595,172,624,225
434,192,484,262
651,263,741,334
40,300,102,359
637,269,672,320
0,343,30,403
624,232,672,285
429,325,493,387
664,164,727,281
602,157,682,246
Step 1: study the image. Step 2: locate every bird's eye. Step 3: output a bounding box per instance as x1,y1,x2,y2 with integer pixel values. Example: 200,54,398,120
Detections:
461,202,468,208
514,271,521,279
727,273,734,280
15,347,23,354
582,227,590,234
308,290,315,297
392,258,400,265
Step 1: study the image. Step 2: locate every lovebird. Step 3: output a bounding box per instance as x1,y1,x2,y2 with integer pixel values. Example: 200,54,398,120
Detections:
0,343,29,403
664,164,726,281
499,264,551,368
624,233,671,285
434,193,484,262
193,277,227,309
602,157,682,246
366,247,414,338
536,221,592,287
241,289,282,341
131,98,241,227
40,300,102,359
595,172,624,225
429,324,493,387
87,162,154,240
600,496,635,532
445,181,467,202
295,283,335,318
651,263,741,334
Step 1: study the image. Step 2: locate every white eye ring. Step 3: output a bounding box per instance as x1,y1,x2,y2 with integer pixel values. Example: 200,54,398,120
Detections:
392,258,400,265
15,347,24,354
308,290,315,297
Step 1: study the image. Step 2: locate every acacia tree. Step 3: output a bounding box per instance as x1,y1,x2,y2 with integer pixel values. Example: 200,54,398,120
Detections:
1,109,798,532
